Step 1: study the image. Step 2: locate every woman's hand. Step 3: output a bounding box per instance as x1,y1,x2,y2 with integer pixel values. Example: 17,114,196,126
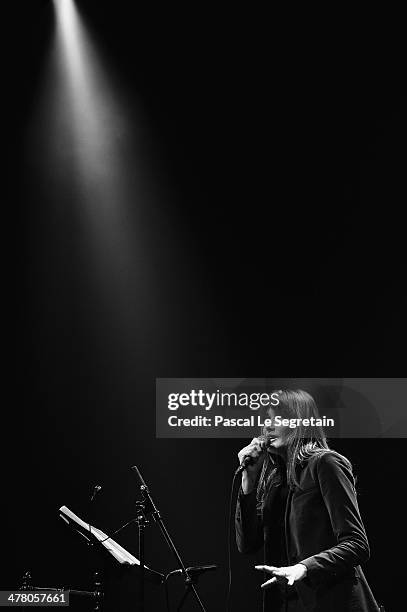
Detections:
255,564,308,589
237,437,267,493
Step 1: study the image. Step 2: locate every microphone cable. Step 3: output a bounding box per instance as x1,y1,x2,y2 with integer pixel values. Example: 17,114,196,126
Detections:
227,470,239,612
97,517,137,543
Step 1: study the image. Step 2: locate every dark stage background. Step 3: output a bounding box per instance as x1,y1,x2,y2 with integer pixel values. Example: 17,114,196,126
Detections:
5,2,406,610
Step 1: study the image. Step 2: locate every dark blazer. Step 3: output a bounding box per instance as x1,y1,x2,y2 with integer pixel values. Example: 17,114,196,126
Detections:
235,451,380,611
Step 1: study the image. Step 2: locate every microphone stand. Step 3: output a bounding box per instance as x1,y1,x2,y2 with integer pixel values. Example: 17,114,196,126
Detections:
88,485,104,611
134,500,148,611
132,465,207,612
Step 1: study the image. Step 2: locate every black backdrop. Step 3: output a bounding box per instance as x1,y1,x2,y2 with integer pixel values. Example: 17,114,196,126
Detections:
5,2,406,610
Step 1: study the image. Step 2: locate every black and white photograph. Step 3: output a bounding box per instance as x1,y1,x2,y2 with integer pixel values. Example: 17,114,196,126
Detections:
5,2,406,611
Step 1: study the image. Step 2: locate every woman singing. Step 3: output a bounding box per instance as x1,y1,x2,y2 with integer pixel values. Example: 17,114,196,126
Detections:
235,389,380,611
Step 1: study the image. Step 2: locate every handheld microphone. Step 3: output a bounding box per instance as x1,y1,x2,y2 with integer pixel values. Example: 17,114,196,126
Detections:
235,435,274,476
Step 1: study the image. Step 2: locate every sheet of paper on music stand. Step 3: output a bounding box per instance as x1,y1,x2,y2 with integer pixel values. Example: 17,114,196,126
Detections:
59,505,140,566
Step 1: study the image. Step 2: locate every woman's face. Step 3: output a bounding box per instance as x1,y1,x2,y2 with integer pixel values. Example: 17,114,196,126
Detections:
262,407,291,452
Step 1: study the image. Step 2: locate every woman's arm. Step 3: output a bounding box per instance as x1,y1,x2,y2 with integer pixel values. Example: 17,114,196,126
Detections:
235,486,264,554
235,439,267,554
299,451,370,582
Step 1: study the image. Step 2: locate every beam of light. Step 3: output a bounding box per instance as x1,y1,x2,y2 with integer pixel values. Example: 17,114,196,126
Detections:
54,0,78,54
21,0,230,429
52,0,128,195
39,0,159,337
52,0,132,319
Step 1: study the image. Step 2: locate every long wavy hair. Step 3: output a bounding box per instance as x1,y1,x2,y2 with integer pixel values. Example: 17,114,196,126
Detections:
256,389,350,506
